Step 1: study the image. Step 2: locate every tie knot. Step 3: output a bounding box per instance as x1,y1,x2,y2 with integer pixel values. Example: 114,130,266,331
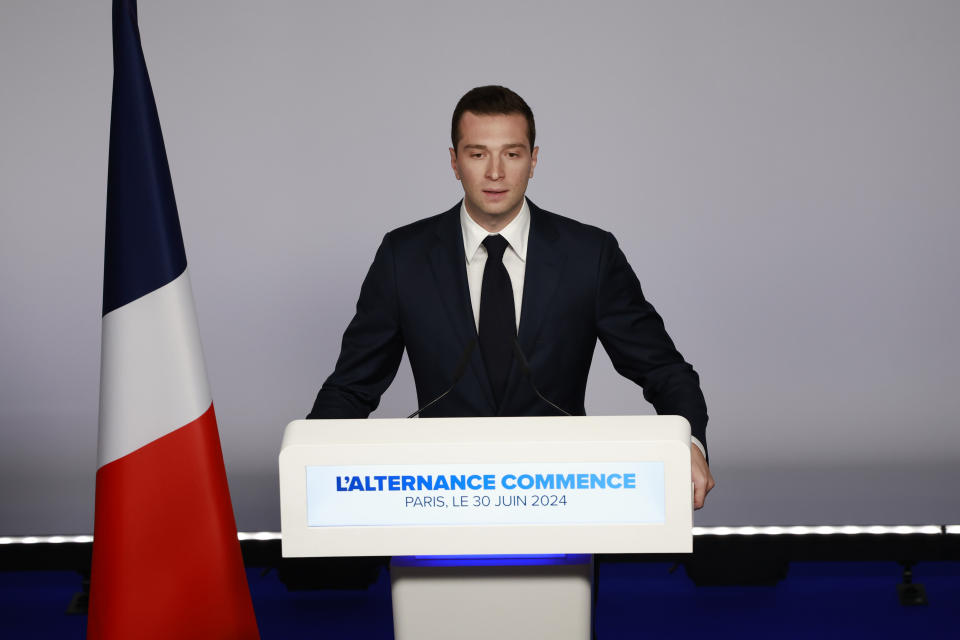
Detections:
483,234,509,262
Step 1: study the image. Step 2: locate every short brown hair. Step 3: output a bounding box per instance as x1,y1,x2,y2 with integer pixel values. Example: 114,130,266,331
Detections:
451,85,536,152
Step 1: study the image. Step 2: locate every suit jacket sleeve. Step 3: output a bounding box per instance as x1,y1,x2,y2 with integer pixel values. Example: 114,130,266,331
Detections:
308,234,405,419
594,231,709,457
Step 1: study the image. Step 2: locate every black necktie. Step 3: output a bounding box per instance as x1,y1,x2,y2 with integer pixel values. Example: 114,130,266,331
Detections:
479,235,516,407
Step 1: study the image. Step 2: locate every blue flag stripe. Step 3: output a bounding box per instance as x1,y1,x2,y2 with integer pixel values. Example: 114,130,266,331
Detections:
103,0,187,316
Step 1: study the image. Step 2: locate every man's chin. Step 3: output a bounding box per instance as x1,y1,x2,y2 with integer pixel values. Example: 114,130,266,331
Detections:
478,201,521,219
465,199,515,221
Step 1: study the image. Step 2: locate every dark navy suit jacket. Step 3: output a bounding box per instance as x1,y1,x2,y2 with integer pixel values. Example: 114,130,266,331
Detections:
308,200,709,455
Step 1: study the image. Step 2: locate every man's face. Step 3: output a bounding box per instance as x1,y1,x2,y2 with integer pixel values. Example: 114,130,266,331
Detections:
449,112,538,230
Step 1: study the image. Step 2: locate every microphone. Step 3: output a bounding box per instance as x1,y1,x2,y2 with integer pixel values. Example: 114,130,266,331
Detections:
407,338,478,418
511,338,572,417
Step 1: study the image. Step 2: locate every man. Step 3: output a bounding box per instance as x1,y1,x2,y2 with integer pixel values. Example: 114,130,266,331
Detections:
309,86,715,508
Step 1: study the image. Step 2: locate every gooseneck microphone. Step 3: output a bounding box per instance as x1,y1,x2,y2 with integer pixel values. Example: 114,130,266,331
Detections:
407,338,478,419
511,338,572,417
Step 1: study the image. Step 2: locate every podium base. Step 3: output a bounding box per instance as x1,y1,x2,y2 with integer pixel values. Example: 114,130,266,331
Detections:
390,555,593,640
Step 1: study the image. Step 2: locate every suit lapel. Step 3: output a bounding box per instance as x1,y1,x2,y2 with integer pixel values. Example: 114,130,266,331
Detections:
500,202,565,413
427,204,497,411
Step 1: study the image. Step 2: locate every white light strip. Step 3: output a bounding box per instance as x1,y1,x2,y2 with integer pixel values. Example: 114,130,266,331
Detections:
237,531,283,541
1,526,956,545
692,525,944,536
0,535,94,545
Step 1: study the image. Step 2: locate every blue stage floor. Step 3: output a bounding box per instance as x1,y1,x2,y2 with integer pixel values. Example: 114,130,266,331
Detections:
2,561,957,638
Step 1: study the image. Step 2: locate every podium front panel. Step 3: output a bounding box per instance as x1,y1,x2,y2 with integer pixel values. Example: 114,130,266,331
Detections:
279,415,692,557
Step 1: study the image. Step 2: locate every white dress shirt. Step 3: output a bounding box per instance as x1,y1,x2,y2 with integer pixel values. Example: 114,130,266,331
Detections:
460,199,529,332
458,198,706,458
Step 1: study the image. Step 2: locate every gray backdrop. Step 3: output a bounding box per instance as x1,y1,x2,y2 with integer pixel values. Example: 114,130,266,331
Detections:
2,1,959,535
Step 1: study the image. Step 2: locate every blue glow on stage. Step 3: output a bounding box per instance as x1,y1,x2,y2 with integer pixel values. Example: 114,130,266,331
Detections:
391,554,591,567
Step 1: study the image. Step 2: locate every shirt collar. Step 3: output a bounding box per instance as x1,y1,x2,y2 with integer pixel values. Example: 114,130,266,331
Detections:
460,198,530,264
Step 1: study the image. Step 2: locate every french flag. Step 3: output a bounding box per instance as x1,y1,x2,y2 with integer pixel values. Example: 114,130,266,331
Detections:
89,1,259,638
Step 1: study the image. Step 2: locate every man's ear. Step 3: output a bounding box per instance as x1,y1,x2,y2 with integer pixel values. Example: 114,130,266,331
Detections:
529,146,539,178
449,147,461,180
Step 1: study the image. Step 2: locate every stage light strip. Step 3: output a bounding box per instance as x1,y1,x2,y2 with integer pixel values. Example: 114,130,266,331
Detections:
0,535,94,545
1,526,956,545
237,531,283,541
692,525,943,536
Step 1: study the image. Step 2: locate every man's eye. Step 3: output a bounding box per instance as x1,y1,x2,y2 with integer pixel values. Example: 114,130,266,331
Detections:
471,153,484,159
507,153,519,158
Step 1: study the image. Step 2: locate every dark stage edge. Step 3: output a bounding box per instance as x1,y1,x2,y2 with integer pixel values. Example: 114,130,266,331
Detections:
1,531,958,638
1,561,958,638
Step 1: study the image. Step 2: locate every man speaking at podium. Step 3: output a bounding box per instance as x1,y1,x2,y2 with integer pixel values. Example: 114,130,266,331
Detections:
309,86,715,508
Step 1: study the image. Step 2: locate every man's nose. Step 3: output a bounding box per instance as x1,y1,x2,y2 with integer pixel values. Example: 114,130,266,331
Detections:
486,156,503,180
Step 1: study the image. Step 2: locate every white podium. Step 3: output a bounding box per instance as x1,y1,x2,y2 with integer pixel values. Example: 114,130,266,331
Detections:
280,416,693,639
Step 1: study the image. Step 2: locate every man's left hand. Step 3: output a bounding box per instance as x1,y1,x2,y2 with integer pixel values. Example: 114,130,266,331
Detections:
692,446,715,510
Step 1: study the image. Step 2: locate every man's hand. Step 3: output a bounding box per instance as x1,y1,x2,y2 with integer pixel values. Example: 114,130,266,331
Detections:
692,446,715,510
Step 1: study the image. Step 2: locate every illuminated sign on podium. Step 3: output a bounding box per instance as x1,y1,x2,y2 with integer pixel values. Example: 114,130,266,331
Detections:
306,462,666,527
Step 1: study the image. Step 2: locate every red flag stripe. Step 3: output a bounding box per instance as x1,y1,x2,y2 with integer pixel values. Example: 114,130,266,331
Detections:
88,403,259,639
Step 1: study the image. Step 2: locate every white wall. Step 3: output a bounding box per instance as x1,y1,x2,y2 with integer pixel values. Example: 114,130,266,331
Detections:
2,0,959,534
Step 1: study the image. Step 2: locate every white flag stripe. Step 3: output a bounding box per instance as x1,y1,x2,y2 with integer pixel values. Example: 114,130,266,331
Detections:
98,269,212,467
